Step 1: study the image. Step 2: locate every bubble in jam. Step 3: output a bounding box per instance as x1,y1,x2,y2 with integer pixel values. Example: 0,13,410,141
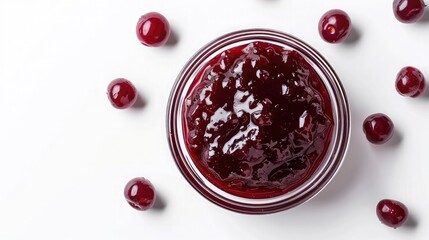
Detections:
183,41,334,198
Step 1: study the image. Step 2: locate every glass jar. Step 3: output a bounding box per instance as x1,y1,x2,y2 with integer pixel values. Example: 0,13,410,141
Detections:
167,29,350,214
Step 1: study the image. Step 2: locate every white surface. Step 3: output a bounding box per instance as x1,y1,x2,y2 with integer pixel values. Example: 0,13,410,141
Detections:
1,0,428,239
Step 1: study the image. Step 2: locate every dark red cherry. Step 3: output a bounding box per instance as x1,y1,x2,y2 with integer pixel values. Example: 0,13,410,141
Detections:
318,9,352,43
376,199,409,228
395,66,426,97
124,177,156,211
363,113,394,144
136,12,171,47
107,78,138,109
393,0,426,23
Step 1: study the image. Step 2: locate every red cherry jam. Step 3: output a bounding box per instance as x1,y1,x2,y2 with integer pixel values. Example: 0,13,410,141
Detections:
183,41,334,198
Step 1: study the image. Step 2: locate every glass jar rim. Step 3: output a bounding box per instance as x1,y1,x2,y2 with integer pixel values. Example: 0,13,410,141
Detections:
167,28,350,214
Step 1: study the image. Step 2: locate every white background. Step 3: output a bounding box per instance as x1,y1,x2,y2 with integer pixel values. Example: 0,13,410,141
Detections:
1,0,428,239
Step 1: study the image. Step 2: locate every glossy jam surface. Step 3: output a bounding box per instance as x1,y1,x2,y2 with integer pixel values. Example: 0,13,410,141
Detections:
183,41,334,198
